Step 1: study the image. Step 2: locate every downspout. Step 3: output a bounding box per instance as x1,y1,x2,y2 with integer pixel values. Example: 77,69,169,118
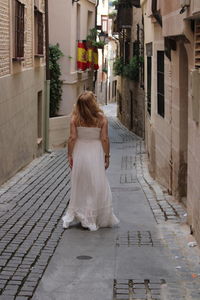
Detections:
94,0,99,90
44,0,51,152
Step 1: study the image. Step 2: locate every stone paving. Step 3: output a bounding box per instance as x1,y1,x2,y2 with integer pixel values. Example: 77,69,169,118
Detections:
0,104,200,300
0,151,71,299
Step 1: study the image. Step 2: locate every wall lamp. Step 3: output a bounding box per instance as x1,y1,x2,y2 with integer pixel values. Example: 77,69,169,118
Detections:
180,5,189,14
72,0,80,4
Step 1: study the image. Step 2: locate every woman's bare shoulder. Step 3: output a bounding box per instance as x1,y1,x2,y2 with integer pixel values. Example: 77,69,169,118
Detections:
98,114,108,127
70,113,77,125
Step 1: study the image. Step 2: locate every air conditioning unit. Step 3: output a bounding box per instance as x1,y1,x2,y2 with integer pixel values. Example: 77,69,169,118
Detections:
180,0,190,7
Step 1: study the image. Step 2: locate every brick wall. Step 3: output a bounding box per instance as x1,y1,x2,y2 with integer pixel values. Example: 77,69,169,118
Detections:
0,0,46,185
117,77,145,138
0,0,10,77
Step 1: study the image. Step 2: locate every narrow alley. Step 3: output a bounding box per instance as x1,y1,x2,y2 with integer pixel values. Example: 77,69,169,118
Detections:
0,105,199,300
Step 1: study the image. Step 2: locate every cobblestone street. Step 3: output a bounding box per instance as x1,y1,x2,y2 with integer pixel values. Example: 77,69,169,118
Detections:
0,104,200,300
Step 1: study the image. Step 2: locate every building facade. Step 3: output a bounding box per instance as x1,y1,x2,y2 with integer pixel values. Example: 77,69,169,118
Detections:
0,0,46,185
96,0,118,105
141,0,200,244
113,0,145,138
48,0,96,148
49,0,96,117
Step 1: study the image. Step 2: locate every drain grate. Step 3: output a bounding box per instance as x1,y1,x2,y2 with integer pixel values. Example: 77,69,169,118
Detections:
121,156,135,170
113,279,165,300
116,231,162,247
120,174,136,184
76,255,93,260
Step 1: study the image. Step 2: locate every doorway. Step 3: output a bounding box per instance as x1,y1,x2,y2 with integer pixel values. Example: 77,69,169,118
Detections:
178,44,188,205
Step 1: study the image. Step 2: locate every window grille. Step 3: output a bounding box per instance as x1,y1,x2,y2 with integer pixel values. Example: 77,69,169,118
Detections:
157,51,165,117
147,56,152,115
35,8,44,55
14,0,25,59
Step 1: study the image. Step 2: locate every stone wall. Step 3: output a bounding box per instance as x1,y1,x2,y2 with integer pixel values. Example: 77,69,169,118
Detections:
117,77,145,138
0,0,10,76
0,0,46,185
142,0,200,247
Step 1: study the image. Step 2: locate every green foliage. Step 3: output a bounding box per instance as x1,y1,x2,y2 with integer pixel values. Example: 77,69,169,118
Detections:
86,28,106,48
111,0,119,7
102,66,108,73
113,57,124,76
108,11,117,19
49,44,64,117
86,28,98,42
123,56,139,81
113,56,144,81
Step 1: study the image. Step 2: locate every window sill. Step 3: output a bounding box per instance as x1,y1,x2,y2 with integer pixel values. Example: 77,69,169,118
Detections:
34,54,44,58
12,57,24,62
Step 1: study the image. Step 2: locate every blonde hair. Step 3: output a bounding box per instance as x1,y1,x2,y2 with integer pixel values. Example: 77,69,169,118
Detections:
73,91,104,127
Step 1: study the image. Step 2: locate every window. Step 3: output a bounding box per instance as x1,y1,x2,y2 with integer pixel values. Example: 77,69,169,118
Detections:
34,8,44,55
37,91,42,139
133,41,139,57
124,41,130,64
147,57,152,115
76,4,80,40
101,15,108,33
13,0,25,59
157,51,165,117
87,11,93,34
146,42,153,115
112,80,117,98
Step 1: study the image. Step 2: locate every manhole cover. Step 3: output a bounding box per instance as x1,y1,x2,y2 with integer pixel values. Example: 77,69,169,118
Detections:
76,255,93,260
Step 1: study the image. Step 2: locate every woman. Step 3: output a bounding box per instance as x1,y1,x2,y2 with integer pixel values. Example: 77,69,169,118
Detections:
62,91,119,231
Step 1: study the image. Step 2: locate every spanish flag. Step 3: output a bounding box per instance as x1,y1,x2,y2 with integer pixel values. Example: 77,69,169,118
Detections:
93,47,99,70
87,47,93,69
77,41,87,71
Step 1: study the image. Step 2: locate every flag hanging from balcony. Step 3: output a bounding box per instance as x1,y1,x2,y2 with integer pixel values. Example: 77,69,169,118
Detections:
77,41,87,71
93,47,99,70
87,47,93,69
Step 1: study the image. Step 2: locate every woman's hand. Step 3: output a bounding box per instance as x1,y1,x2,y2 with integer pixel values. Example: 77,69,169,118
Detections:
105,156,110,169
68,155,73,169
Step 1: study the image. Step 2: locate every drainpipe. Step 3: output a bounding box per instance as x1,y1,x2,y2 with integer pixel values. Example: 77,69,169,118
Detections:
44,0,51,153
94,0,99,90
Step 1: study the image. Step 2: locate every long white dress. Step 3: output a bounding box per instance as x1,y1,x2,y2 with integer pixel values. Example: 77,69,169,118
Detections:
62,126,119,231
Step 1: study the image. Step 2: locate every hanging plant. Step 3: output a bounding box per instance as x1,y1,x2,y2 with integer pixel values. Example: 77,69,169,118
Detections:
108,11,117,19
86,28,106,49
113,56,144,81
102,66,108,73
113,57,124,76
49,43,64,117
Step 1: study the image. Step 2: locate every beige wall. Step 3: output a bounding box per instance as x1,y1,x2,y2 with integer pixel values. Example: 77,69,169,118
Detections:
49,0,96,117
49,115,70,149
142,0,200,245
0,0,46,185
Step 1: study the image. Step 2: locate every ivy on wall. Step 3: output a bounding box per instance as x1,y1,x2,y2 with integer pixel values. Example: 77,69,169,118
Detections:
49,44,64,117
113,56,144,81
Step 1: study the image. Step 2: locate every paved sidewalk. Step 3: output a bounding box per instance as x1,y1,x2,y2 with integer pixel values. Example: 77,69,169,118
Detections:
0,104,200,300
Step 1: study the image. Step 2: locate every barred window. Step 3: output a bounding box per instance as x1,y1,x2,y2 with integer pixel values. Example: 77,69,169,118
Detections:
13,0,25,59
34,8,44,55
157,51,165,117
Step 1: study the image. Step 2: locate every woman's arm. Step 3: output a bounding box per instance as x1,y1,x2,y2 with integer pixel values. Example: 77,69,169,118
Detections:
100,117,110,169
67,117,77,168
